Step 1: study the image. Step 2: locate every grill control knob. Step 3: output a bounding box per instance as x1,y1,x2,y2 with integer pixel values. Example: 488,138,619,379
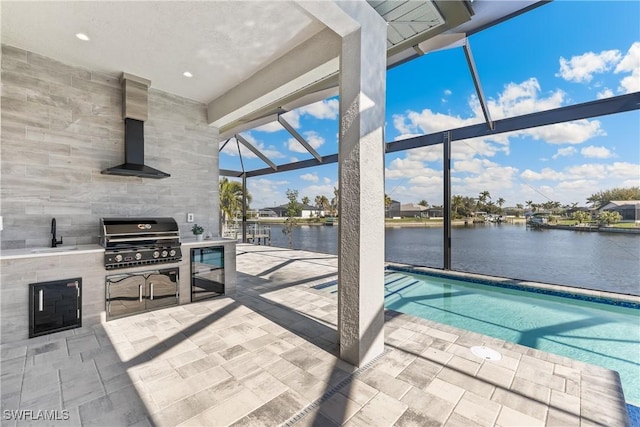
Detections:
135,253,142,260
114,254,123,262
153,251,160,259
161,250,168,257
169,249,176,257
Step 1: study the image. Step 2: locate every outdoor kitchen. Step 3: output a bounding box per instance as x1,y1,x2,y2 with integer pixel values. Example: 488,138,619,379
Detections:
0,221,236,343
0,46,234,345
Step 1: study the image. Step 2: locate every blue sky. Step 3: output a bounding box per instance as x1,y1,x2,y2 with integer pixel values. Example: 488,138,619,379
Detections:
220,1,639,209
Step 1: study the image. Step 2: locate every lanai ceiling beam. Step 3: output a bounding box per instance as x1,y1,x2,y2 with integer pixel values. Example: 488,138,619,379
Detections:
463,41,494,130
278,116,323,162
235,133,278,171
219,169,244,177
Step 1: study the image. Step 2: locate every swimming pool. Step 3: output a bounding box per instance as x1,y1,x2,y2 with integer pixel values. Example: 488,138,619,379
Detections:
314,268,640,405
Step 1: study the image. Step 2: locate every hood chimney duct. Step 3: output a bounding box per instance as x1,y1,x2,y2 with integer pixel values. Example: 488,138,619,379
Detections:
101,73,170,179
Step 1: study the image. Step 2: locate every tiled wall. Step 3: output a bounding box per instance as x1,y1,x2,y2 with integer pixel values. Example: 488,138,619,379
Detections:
1,45,220,249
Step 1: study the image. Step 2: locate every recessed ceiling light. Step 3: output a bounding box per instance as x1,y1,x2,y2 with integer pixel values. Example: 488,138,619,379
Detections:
183,71,193,78
75,33,90,41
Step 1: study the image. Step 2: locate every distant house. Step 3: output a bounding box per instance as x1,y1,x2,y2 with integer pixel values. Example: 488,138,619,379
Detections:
400,203,429,218
260,204,324,218
257,209,277,218
425,207,443,218
598,200,640,222
386,200,402,218
385,201,434,218
300,204,324,218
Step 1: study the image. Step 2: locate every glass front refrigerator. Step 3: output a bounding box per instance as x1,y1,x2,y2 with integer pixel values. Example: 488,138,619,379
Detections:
191,247,224,302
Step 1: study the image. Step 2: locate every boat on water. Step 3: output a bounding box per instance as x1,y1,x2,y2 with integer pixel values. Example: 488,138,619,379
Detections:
526,213,550,228
324,217,337,226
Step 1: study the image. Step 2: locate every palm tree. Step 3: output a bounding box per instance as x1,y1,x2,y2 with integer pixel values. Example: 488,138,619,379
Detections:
452,195,464,219
478,191,491,204
418,199,428,207
301,196,310,206
384,194,392,209
497,197,505,213
515,203,524,218
525,200,533,212
330,187,339,216
314,195,329,217
219,177,251,223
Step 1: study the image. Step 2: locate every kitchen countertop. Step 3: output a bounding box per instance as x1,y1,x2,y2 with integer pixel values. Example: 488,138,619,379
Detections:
0,244,104,260
180,237,236,246
0,238,236,260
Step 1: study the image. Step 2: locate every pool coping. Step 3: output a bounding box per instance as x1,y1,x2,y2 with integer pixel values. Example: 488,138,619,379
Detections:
385,262,640,309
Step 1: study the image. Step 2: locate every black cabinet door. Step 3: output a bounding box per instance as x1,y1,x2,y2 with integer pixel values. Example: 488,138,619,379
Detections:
30,278,81,338
146,269,178,310
106,274,146,320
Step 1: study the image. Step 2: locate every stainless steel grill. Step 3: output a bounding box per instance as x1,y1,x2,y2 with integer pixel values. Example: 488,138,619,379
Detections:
101,217,182,270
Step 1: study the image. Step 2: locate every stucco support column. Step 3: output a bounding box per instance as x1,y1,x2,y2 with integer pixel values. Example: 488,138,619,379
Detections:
336,3,387,367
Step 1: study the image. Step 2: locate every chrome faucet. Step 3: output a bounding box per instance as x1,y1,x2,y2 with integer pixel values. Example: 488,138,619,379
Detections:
51,218,63,248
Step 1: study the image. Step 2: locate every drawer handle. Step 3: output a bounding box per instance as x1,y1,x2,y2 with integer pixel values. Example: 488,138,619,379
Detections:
150,283,154,300
38,289,44,311
139,284,143,302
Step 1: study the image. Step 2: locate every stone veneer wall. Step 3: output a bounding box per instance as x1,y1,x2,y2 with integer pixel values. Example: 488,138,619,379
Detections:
1,45,220,249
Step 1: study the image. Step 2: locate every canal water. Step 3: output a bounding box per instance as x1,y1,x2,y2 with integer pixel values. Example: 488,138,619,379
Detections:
262,223,640,295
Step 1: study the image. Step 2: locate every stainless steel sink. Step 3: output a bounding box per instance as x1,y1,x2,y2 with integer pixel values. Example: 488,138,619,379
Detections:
31,246,78,253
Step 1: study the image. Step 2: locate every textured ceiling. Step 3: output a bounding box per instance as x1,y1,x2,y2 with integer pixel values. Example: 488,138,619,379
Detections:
1,1,324,103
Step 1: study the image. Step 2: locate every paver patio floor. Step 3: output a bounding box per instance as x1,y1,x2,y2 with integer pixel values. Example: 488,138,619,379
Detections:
0,244,630,426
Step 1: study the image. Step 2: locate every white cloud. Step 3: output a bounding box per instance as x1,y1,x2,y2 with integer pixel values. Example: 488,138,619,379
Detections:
485,78,565,119
300,173,319,183
452,138,510,159
282,99,340,129
253,121,283,133
581,146,613,159
457,166,519,195
552,147,577,159
515,161,638,205
247,178,289,208
520,168,567,181
406,145,440,162
385,158,437,179
323,177,331,184
288,131,325,153
526,119,605,145
392,78,604,152
444,89,452,96
614,41,640,94
399,109,480,135
453,158,499,174
388,184,443,206
556,49,622,83
596,88,614,99
606,162,640,179
566,163,607,179
298,99,339,120
281,110,300,128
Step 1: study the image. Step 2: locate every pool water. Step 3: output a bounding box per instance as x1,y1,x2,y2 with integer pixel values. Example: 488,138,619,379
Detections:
315,270,640,405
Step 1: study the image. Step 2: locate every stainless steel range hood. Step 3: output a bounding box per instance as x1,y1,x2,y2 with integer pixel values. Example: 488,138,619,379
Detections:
102,73,170,179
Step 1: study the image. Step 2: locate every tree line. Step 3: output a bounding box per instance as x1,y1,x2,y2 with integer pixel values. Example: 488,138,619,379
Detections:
220,178,638,223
